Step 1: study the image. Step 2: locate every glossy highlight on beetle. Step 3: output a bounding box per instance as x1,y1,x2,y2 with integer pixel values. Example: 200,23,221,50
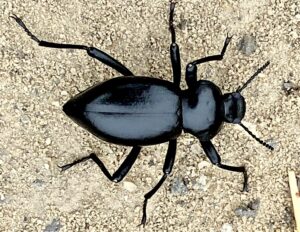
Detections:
12,1,273,227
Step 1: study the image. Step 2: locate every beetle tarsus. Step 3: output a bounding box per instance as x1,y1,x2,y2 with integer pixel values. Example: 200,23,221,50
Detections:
169,1,181,87
11,15,133,76
140,174,168,225
223,34,233,54
200,140,249,192
218,163,249,192
169,1,176,43
139,140,176,226
10,14,40,43
185,35,233,90
139,199,148,227
190,35,232,66
59,148,141,182
58,155,92,172
242,169,249,192
57,164,72,172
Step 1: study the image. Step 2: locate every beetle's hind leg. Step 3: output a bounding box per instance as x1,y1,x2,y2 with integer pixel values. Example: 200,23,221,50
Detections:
59,146,141,182
199,140,248,192
11,15,133,76
139,139,177,227
169,1,181,87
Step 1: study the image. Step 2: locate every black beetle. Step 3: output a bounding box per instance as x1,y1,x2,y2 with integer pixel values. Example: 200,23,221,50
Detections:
12,1,273,226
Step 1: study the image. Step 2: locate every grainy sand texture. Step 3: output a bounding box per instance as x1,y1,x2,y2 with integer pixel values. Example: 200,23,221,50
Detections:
1,0,300,231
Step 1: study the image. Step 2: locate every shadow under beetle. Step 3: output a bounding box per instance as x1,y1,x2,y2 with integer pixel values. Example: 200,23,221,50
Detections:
12,1,274,226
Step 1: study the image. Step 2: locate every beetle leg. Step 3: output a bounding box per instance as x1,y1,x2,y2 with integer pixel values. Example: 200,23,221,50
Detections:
185,63,198,89
140,139,177,227
189,35,232,65
185,35,232,88
169,1,181,87
59,146,141,182
11,15,133,76
199,140,248,192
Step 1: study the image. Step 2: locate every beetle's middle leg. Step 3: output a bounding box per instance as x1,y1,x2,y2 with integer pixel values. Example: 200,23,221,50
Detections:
185,35,232,88
169,1,181,87
199,140,248,192
11,15,133,76
59,146,141,182
140,139,177,226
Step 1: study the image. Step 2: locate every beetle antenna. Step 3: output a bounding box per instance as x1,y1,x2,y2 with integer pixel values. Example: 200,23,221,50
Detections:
237,61,270,93
239,122,274,150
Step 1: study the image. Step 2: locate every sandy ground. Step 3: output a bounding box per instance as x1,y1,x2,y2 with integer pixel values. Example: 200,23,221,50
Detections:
1,0,300,231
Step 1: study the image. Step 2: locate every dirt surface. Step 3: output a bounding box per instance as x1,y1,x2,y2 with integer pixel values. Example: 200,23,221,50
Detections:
1,0,300,231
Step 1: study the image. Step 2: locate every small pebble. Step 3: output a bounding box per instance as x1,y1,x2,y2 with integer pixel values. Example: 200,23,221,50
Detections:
170,177,188,194
282,80,299,95
192,175,207,191
44,219,62,232
221,223,233,232
123,181,137,192
60,91,68,96
0,193,5,203
45,138,51,145
20,115,31,125
51,101,60,107
238,35,257,55
235,199,260,217
70,67,77,75
32,179,45,187
198,161,210,169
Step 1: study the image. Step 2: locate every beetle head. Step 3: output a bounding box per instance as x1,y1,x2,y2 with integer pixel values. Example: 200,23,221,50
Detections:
222,92,245,124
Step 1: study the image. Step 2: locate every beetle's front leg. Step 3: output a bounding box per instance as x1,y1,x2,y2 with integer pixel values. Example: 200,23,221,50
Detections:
59,146,141,182
140,139,177,227
169,1,181,87
11,15,133,76
185,35,232,88
189,35,232,66
199,140,248,192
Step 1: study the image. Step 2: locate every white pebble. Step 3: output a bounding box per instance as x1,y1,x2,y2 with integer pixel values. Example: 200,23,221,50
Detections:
123,181,137,192
221,223,233,232
45,138,51,145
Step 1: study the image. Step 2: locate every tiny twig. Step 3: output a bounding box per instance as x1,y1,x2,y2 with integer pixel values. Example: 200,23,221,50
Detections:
288,171,300,232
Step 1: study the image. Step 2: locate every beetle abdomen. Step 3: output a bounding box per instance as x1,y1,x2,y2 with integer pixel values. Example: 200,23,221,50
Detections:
63,77,182,146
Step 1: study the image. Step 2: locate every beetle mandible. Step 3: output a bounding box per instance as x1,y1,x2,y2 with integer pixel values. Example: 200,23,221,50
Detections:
12,1,273,226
